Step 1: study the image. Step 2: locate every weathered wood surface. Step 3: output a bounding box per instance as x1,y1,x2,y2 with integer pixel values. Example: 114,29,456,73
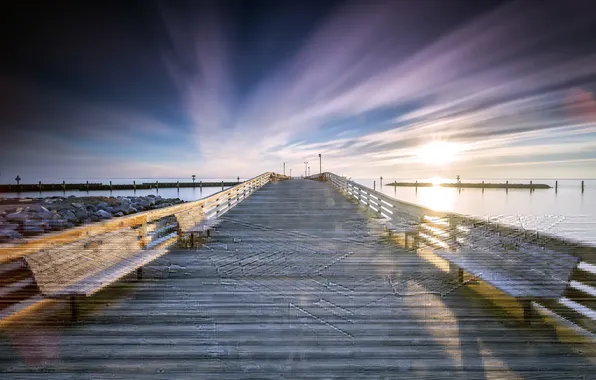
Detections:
0,180,594,378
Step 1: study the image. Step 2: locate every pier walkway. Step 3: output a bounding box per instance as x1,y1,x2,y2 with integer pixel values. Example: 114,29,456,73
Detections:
0,179,595,379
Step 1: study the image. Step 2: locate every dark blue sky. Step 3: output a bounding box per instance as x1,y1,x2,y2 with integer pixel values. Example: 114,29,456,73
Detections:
2,0,595,180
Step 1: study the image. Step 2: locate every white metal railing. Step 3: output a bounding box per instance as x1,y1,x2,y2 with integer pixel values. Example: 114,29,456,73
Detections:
322,172,596,334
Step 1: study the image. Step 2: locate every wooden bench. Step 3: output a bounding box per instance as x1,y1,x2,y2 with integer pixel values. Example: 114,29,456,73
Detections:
0,258,42,321
433,246,580,323
48,248,168,321
23,228,171,321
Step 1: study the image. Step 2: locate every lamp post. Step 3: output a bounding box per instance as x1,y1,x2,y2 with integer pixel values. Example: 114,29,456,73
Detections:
319,154,322,174
283,162,286,176
304,162,308,177
290,169,292,177
308,166,310,176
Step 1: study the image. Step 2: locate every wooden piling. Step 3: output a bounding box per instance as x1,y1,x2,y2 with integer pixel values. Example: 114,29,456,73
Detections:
200,181,202,189
156,180,159,191
373,180,376,191
133,180,136,191
221,180,224,190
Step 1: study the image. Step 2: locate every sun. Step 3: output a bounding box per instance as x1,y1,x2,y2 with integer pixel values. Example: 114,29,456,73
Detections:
429,176,444,186
416,141,462,166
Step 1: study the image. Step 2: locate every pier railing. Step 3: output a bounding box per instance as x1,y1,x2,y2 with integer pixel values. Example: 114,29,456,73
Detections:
323,172,596,333
0,172,274,264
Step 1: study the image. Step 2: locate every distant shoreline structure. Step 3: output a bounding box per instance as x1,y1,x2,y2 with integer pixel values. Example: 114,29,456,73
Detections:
386,181,551,189
0,181,240,193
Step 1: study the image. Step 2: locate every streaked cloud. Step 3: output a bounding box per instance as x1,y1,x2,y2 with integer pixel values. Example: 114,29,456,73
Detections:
3,0,596,180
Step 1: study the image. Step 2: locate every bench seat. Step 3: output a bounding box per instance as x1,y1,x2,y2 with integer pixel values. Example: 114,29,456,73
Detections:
47,248,167,298
434,247,579,322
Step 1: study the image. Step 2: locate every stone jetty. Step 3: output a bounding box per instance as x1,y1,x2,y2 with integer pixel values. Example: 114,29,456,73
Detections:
0,195,185,242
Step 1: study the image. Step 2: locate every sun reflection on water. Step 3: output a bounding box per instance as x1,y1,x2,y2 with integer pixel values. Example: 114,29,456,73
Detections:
416,185,456,212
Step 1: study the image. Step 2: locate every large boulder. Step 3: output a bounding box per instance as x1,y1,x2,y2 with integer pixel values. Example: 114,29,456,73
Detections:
0,223,19,231
0,229,22,242
95,210,112,219
47,218,69,231
114,204,136,215
74,209,88,220
96,202,109,210
58,209,78,223
6,210,30,223
22,219,48,235
71,202,85,209
24,205,54,219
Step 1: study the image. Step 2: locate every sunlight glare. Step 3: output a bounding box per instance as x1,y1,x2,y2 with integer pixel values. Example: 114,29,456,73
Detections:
416,141,462,166
429,176,444,186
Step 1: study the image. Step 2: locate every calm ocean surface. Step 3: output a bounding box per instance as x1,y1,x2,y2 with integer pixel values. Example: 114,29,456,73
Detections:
1,176,594,245
354,178,596,246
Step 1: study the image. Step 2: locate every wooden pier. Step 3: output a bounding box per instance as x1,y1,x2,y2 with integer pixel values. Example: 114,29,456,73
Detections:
387,181,551,189
0,174,595,378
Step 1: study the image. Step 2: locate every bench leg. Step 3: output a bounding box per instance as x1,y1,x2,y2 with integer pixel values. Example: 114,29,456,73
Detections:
70,296,78,322
522,300,533,324
137,266,143,280
449,263,464,283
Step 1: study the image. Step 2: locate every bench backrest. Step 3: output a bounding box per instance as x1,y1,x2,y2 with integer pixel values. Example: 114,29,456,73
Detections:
24,228,142,296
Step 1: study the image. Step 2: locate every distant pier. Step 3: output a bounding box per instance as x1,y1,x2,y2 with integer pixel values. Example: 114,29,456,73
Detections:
0,180,241,193
386,181,551,189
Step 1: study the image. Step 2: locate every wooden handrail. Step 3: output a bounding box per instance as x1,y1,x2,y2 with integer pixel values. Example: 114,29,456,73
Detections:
0,172,274,263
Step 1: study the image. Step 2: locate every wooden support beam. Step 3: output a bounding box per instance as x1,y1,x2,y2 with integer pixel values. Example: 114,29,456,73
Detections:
522,299,533,324
70,295,78,322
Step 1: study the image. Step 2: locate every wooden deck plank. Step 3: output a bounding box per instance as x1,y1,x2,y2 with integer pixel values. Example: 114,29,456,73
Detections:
0,179,594,379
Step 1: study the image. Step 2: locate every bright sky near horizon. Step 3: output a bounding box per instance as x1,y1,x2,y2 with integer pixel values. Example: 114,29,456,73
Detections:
1,0,596,181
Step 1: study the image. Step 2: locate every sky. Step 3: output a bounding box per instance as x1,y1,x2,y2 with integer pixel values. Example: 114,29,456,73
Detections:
1,0,596,182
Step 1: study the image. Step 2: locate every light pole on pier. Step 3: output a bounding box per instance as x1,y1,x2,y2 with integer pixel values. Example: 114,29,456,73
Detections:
290,169,292,177
308,166,310,176
283,162,286,176
304,162,308,177
319,154,322,175
192,174,196,187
